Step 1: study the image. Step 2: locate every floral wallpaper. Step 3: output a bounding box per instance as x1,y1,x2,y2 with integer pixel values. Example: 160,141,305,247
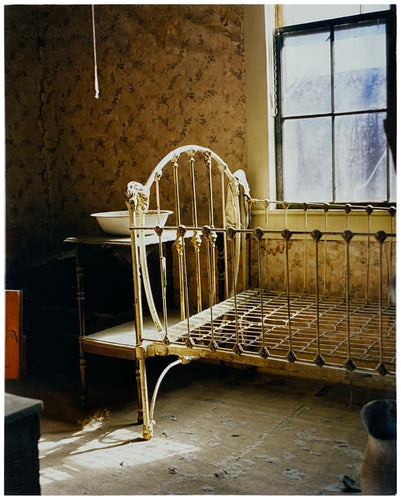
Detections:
249,237,395,302
5,4,394,305
5,4,247,272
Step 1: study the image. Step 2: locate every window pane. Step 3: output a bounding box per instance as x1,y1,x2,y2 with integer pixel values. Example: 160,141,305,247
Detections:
334,113,387,202
282,31,331,117
283,4,390,26
283,117,332,202
334,23,386,113
361,5,390,14
283,5,359,26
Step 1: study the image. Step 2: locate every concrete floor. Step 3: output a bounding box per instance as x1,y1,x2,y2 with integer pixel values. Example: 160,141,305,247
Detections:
5,358,396,495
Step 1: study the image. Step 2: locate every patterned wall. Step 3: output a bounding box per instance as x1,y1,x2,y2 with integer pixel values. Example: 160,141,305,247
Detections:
5,4,247,271
249,238,395,301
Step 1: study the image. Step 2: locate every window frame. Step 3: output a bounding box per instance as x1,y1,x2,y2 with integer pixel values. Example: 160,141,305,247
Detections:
274,7,396,206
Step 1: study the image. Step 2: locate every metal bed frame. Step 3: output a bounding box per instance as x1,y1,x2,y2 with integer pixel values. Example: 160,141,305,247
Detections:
83,145,397,440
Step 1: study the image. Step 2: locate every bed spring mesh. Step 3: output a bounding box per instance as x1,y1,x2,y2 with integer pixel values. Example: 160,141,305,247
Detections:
160,289,395,373
142,221,396,377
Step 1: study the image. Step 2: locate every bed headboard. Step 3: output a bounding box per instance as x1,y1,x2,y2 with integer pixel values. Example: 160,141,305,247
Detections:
125,145,251,338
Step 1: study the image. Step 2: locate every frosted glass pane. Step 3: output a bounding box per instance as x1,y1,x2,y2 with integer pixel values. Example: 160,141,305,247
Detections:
283,4,390,26
282,32,331,117
334,23,386,112
334,113,387,202
283,5,359,26
361,5,390,14
283,117,332,202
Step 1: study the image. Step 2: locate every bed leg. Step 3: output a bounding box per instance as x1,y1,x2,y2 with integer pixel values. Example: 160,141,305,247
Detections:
136,347,153,440
135,360,144,424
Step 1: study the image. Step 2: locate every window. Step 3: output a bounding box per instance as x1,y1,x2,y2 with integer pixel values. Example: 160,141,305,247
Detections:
274,6,396,204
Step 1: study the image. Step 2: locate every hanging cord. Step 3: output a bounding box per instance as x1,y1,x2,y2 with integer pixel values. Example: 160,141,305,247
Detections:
92,5,99,99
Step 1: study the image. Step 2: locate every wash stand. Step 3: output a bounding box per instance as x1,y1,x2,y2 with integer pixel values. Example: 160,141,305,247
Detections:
74,145,397,440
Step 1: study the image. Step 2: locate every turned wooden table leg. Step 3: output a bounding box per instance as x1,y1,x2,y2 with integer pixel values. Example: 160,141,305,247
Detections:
75,244,88,408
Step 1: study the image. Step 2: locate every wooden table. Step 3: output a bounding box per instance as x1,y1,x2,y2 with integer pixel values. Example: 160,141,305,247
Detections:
64,231,177,412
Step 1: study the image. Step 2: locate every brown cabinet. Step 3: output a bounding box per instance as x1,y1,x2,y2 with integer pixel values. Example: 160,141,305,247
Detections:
4,393,43,495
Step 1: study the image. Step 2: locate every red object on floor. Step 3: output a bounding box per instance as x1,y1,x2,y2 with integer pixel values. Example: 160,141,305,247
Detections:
5,290,24,379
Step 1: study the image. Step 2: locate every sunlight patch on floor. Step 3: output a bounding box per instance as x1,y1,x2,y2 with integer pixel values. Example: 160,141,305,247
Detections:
69,430,198,469
39,435,82,457
39,424,198,487
40,467,73,485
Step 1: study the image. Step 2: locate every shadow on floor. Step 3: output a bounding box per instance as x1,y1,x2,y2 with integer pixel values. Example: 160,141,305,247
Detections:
5,358,396,495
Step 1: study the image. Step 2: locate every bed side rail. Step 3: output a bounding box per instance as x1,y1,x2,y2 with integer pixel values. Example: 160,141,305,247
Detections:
143,200,396,377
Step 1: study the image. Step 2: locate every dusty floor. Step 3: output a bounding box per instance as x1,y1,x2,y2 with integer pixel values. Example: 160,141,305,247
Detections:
5,357,396,496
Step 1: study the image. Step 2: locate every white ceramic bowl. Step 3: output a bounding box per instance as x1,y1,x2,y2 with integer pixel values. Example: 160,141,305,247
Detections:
91,210,173,236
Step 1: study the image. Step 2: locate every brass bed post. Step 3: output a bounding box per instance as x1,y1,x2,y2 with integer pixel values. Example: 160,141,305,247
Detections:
130,210,149,432
126,182,153,438
125,184,148,346
130,174,164,334
135,345,153,440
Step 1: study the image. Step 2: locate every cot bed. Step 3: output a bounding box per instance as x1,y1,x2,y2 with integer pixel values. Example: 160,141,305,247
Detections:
79,145,396,440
